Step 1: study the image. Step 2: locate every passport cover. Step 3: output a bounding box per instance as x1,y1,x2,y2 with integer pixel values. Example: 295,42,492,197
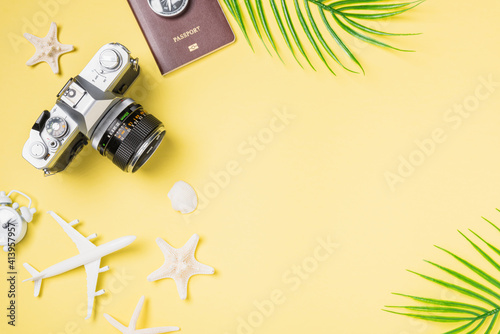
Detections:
127,0,235,75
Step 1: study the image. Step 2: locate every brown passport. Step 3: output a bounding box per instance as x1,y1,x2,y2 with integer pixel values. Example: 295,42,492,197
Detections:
127,0,235,75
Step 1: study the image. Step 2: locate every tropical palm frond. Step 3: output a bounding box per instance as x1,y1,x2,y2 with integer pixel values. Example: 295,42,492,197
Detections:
385,211,500,333
222,0,424,74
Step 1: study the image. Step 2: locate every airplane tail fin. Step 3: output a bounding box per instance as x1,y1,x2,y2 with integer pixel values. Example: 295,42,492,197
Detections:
23,263,42,297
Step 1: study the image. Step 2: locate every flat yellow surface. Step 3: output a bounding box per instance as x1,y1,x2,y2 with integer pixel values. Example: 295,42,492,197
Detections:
1,0,500,333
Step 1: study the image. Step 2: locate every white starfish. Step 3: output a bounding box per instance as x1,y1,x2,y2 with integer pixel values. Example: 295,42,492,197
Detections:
148,234,214,300
24,22,74,74
104,296,179,334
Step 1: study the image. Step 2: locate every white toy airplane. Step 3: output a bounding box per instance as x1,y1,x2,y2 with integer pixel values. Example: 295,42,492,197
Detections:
23,211,136,319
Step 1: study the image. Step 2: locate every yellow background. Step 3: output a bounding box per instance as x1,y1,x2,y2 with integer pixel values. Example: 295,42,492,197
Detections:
1,0,500,333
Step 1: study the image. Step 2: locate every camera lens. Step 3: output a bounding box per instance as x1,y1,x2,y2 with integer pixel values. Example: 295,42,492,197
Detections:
91,99,165,173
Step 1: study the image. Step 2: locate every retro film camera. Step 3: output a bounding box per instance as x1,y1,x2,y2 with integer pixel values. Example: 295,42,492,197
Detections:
22,43,166,176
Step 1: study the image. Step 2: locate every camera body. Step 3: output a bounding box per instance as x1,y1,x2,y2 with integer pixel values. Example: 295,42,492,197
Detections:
23,43,165,175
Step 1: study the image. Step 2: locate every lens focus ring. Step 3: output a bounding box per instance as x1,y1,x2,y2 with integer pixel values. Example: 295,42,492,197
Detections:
112,114,162,171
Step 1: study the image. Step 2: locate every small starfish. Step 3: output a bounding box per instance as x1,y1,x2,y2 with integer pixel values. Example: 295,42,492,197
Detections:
104,296,179,334
24,22,74,74
148,234,214,300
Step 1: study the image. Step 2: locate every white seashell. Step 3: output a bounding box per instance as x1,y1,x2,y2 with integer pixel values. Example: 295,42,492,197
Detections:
168,181,198,214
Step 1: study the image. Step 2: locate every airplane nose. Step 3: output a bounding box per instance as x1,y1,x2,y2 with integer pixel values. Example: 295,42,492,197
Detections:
122,235,136,246
99,235,136,255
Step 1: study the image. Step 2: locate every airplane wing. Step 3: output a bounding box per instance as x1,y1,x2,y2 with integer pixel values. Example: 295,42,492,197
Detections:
84,259,105,320
48,211,96,253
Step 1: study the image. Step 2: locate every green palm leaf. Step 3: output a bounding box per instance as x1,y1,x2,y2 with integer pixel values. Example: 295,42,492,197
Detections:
386,212,500,333
222,0,424,74
270,0,303,66
256,0,284,61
